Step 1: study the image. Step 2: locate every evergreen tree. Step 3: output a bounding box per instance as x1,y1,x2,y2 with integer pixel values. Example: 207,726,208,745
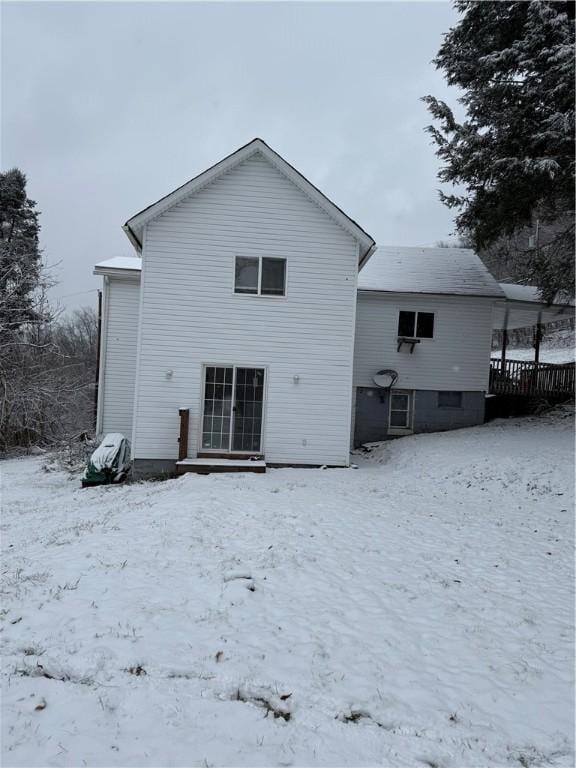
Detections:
423,1,575,300
0,169,43,333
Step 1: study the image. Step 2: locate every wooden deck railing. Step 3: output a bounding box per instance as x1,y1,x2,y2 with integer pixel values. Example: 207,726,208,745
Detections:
489,358,575,397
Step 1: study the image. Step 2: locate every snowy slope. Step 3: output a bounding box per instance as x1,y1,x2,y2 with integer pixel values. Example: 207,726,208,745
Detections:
1,412,574,767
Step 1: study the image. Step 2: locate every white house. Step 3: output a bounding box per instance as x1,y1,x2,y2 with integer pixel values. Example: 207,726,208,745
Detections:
94,139,574,477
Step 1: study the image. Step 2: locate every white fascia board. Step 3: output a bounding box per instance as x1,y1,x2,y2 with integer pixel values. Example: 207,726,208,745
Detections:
356,288,504,301
93,267,141,279
359,244,377,269
123,224,143,253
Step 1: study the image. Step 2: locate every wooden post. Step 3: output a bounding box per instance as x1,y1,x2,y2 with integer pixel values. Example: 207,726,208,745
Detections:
534,311,543,366
178,408,189,461
500,308,509,374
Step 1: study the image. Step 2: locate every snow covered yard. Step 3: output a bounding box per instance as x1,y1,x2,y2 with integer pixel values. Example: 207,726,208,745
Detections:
1,412,574,768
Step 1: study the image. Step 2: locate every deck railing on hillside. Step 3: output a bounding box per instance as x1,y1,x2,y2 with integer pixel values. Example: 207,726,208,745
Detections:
489,358,575,397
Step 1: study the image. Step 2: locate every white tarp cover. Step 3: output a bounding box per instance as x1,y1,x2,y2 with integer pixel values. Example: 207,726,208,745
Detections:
89,433,128,471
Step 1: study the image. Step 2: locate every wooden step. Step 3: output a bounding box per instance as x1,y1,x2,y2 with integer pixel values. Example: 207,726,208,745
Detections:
176,458,266,475
197,451,262,460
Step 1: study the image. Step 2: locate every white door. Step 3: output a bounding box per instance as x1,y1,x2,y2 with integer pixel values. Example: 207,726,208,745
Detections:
201,366,265,453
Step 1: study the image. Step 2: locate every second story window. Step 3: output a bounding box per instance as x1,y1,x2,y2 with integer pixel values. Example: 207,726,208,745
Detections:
398,310,434,338
235,256,286,297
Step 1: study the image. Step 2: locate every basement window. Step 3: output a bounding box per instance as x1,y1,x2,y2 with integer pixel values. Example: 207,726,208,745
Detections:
438,391,463,409
398,311,434,339
235,256,286,296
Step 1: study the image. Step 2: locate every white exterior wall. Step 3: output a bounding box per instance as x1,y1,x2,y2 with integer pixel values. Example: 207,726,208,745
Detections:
133,152,359,465
354,292,496,391
97,276,140,438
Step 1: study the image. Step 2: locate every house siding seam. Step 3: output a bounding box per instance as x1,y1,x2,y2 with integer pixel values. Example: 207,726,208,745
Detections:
354,292,495,391
132,152,359,466
97,276,140,440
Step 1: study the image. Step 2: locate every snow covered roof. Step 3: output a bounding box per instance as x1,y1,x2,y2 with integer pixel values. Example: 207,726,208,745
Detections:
493,282,574,329
499,283,541,303
498,282,574,306
94,256,142,276
123,138,375,263
358,246,505,298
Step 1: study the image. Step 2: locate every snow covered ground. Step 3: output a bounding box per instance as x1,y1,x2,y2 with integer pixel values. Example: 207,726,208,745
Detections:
1,411,574,768
493,327,575,364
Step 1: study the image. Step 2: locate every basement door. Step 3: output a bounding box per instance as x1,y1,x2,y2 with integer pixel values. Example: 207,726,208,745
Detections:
201,366,265,453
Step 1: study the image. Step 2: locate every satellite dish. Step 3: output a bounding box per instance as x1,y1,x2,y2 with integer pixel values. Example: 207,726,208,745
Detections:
372,369,398,389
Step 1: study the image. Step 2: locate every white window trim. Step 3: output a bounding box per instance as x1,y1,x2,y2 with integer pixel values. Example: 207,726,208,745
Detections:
388,389,414,435
398,310,435,340
233,255,287,299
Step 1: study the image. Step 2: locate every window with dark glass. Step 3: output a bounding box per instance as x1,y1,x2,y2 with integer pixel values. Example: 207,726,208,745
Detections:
397,310,434,338
438,391,463,408
398,311,416,337
234,256,286,296
235,257,259,294
416,312,434,338
261,258,286,296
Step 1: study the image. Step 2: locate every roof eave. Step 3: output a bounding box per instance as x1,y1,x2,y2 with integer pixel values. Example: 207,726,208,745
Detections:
357,288,504,300
359,244,377,268
122,223,143,253
93,266,141,278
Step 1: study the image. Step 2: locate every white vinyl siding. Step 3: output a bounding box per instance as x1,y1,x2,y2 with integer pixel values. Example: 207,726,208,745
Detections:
133,152,359,465
354,292,495,391
98,276,140,438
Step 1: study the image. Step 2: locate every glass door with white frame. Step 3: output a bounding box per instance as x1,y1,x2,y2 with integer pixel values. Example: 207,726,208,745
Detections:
201,366,265,453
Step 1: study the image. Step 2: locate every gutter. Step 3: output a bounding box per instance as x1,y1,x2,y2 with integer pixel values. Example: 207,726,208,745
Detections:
95,276,110,435
357,288,505,300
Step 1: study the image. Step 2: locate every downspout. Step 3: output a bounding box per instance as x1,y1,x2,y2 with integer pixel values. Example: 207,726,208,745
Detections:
93,289,102,431
95,276,109,436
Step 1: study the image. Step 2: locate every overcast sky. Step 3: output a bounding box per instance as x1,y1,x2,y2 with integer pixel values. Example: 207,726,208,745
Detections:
2,1,460,312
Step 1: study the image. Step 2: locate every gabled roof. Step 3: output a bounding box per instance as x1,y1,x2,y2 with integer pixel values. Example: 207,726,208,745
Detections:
123,138,376,263
358,246,505,298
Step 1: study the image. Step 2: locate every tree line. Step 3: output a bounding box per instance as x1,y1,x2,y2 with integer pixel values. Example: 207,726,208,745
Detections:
424,1,574,300
0,169,98,453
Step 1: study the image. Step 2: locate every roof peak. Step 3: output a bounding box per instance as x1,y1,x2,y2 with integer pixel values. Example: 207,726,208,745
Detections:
122,139,375,260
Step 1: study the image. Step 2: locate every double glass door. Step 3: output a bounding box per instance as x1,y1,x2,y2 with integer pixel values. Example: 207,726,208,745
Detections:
201,366,265,453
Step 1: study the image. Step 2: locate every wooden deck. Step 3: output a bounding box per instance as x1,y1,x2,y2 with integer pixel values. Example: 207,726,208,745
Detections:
176,458,267,475
489,358,575,398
